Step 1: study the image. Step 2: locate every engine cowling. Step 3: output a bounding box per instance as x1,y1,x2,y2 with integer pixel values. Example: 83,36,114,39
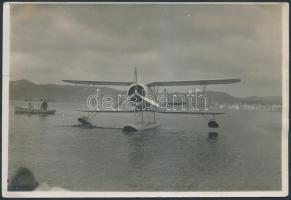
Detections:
127,83,154,102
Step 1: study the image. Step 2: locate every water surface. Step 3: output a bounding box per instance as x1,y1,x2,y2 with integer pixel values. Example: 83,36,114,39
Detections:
8,101,282,191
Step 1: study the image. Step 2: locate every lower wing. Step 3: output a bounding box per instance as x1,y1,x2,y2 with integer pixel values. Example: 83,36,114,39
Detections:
157,111,225,115
79,109,225,115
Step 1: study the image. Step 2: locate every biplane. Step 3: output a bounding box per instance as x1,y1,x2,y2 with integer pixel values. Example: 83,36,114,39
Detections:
63,68,240,132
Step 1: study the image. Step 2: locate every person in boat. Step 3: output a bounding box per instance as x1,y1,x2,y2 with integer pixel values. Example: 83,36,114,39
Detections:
28,102,34,110
40,99,48,110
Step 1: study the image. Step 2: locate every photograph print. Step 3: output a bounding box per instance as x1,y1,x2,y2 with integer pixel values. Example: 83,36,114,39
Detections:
2,2,289,198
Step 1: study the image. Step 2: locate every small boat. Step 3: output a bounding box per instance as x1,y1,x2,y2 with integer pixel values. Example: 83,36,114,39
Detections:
14,106,56,115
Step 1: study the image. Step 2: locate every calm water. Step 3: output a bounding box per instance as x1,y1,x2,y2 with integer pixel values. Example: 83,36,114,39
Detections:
8,101,282,191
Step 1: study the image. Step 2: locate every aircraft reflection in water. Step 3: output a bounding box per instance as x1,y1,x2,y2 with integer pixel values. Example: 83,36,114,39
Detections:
63,68,240,132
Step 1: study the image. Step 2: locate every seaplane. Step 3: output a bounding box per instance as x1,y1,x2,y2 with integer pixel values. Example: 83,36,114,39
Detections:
63,68,240,132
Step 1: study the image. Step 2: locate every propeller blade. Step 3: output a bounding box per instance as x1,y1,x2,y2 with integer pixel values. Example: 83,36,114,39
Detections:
134,67,137,83
119,93,136,107
134,67,138,93
136,93,160,107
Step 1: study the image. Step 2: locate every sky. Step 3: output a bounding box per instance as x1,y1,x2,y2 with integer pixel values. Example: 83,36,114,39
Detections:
8,3,285,97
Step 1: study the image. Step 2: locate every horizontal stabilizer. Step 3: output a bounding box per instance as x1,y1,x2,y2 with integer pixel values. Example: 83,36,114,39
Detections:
63,80,133,86
147,79,241,87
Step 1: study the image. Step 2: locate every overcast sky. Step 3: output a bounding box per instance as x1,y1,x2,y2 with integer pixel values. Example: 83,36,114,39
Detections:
9,3,284,97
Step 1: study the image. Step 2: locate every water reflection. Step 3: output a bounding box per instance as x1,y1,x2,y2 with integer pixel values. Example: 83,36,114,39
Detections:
38,114,50,119
122,130,158,189
125,131,155,170
207,132,219,143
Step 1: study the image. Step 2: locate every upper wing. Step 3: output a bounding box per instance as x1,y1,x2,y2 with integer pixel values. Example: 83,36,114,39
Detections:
147,79,241,87
62,80,133,86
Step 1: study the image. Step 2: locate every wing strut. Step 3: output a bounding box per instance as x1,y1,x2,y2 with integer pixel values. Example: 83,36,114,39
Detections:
203,84,207,93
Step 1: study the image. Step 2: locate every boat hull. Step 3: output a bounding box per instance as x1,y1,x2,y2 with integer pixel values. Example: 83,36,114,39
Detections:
14,107,56,115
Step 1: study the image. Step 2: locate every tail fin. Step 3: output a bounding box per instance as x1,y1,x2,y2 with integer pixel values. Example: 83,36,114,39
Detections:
134,67,137,84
